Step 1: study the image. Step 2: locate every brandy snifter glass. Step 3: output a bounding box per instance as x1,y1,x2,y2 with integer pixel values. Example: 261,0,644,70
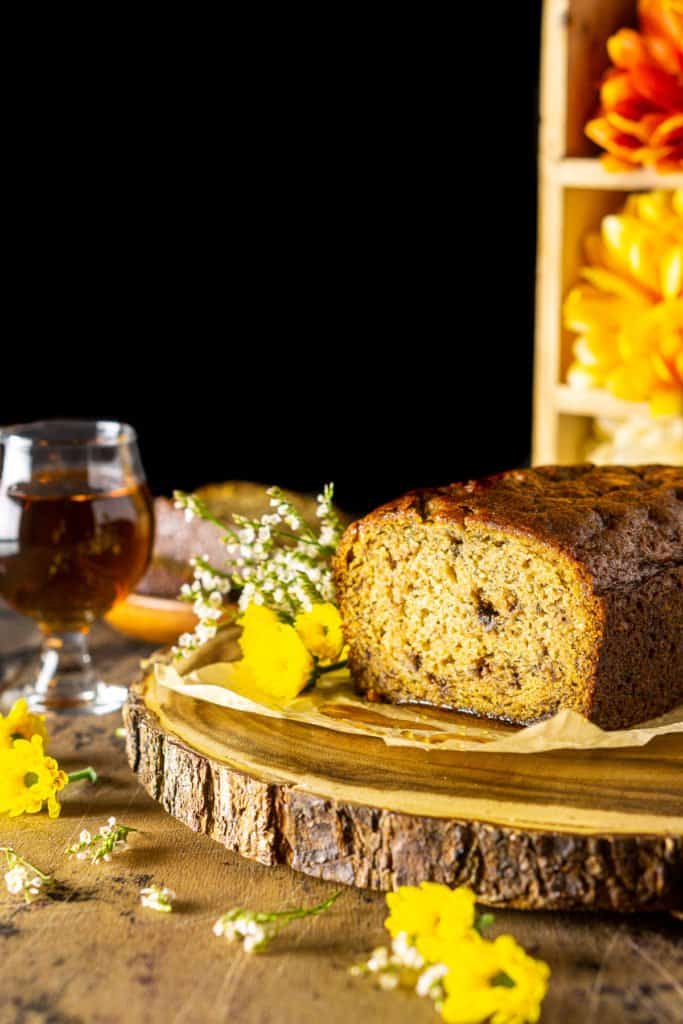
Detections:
0,420,154,714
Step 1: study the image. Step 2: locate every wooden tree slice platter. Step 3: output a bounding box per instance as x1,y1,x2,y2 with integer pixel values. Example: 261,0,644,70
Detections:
124,666,683,912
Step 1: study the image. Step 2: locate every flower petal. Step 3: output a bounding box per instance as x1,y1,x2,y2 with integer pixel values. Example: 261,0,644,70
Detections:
630,62,683,111
607,28,651,70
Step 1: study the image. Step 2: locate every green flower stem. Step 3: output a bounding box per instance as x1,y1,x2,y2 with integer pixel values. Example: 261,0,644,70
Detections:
67,767,98,785
254,890,342,925
0,847,52,882
317,661,348,676
173,492,229,534
190,556,233,579
270,528,325,549
266,487,320,545
203,511,232,532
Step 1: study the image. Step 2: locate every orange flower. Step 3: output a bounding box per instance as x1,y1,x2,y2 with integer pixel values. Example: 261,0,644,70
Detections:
586,1,683,172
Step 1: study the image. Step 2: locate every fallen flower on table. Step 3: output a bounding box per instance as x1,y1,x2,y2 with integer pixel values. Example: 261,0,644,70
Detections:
1,847,53,903
440,935,549,1024
350,883,549,1024
385,881,492,959
0,698,47,748
0,732,97,820
66,817,136,863
213,890,341,953
140,883,175,913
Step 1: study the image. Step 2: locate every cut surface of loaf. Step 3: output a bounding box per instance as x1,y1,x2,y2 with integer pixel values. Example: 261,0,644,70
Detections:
334,465,683,729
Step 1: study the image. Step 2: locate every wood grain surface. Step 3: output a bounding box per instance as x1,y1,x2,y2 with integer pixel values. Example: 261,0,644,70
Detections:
1,606,682,1024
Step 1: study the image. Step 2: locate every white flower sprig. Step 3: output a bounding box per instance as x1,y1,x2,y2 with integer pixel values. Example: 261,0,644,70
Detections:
173,483,344,657
66,817,137,863
350,919,493,1007
213,890,341,954
1,847,52,903
351,929,461,1002
351,931,448,1000
416,962,449,1000
140,883,176,913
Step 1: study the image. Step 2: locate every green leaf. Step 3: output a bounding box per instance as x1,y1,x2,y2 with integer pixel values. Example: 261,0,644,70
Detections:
475,912,495,934
491,971,516,989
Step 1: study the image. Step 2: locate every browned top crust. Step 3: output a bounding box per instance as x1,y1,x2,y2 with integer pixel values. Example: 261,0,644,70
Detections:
344,465,683,594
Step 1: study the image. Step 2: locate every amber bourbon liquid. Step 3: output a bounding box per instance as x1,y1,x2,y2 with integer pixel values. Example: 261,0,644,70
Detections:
0,471,153,633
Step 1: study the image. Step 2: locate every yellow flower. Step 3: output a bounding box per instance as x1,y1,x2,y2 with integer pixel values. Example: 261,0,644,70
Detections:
294,603,346,664
235,604,314,702
0,698,47,750
385,883,478,961
564,189,683,416
440,935,550,1024
0,735,68,819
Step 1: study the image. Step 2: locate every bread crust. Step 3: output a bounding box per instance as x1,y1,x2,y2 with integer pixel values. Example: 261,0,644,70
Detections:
334,465,683,729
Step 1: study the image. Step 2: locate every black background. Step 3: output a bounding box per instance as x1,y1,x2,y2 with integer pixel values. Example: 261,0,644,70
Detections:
5,7,542,516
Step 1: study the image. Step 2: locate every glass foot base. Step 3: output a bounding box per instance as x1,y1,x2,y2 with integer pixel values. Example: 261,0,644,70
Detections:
1,682,128,716
0,630,128,716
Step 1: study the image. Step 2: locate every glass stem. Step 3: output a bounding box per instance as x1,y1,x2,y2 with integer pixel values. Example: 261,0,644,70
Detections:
34,630,96,709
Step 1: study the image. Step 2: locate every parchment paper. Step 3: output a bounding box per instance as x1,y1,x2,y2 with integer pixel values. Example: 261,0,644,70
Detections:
154,634,683,754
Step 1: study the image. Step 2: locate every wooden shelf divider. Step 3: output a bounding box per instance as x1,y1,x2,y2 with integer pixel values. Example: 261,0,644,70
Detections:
554,385,650,419
556,159,683,192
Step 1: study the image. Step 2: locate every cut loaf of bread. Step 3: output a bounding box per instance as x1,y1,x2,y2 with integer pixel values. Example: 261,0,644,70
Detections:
334,465,683,729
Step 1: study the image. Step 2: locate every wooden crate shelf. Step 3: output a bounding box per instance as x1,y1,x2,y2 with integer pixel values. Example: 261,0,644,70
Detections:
556,159,683,191
554,385,649,419
532,0,682,465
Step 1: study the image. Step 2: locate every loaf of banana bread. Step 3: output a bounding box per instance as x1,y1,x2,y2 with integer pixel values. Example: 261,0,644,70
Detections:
334,465,683,729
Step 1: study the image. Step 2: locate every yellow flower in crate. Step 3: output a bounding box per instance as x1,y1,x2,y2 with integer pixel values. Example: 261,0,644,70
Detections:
385,882,479,961
564,189,683,416
440,935,550,1024
0,698,47,749
295,603,346,664
234,603,314,701
0,735,68,819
